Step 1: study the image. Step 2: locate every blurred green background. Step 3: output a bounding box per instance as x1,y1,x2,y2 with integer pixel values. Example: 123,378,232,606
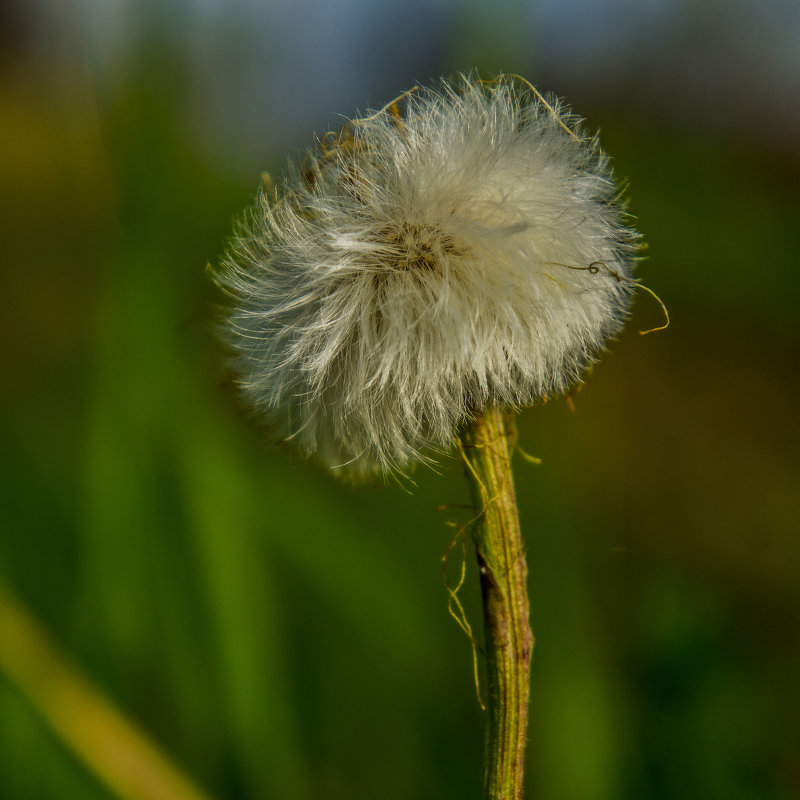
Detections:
1,1,798,798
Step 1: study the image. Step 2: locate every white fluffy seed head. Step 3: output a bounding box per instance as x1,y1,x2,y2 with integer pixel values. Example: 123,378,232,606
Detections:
217,75,639,477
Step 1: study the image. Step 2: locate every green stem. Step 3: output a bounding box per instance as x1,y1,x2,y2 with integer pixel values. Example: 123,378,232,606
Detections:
461,406,533,800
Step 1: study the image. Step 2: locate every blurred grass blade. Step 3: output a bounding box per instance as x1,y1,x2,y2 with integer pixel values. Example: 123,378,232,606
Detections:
0,579,217,800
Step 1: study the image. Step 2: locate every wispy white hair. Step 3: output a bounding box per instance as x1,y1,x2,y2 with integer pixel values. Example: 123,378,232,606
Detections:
217,75,639,477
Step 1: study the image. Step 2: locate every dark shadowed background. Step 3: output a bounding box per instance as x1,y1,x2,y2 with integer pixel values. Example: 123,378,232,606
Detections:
1,1,798,798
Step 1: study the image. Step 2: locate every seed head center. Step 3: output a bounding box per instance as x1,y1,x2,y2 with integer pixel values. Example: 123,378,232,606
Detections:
380,223,463,272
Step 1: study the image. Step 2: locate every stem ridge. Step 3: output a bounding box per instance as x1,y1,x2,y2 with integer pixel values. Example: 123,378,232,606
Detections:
461,407,533,800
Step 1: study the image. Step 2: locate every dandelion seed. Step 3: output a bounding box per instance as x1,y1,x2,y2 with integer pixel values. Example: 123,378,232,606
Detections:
216,74,639,476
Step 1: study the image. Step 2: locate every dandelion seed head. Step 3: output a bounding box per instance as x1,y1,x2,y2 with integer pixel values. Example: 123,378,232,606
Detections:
217,75,639,476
